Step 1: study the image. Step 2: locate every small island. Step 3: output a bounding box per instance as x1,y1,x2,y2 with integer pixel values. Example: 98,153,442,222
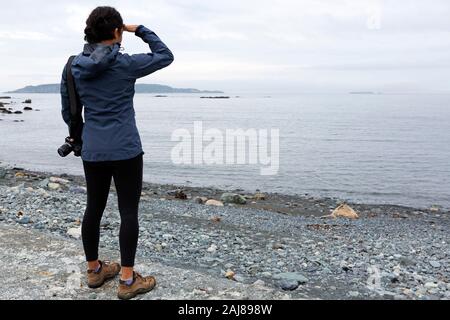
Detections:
349,91,382,95
200,96,230,99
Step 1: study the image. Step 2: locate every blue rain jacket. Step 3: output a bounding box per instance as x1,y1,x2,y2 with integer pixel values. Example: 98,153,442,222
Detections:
61,25,174,161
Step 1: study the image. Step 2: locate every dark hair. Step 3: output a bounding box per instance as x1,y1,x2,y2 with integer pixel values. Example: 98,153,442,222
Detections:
84,6,123,44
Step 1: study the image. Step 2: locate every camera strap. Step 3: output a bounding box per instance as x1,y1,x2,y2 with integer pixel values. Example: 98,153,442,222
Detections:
65,56,83,141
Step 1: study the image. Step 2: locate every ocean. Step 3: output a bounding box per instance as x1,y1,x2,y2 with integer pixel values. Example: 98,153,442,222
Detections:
1,93,449,209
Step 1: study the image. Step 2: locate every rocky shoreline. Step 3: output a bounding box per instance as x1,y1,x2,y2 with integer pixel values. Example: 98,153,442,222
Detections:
0,164,449,300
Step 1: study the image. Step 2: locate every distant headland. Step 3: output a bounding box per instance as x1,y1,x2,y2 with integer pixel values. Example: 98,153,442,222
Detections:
6,84,223,94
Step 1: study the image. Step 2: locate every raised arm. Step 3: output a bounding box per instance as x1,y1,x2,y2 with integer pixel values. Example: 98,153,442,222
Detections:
126,25,174,79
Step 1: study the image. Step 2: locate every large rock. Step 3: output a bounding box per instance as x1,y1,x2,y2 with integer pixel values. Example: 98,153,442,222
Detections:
15,172,26,178
194,196,208,204
69,186,87,194
225,270,235,280
205,199,224,207
220,193,247,205
49,176,70,184
429,261,441,268
279,279,299,291
253,193,267,201
38,178,50,188
47,183,61,190
67,227,82,239
322,203,359,219
207,244,218,253
275,272,308,285
0,167,7,179
17,217,31,225
167,189,187,200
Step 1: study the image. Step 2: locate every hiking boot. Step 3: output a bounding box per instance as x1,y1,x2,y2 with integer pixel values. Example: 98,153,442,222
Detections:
117,272,156,300
87,260,121,289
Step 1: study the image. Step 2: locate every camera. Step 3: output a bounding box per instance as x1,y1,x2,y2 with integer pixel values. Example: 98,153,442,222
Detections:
58,137,82,157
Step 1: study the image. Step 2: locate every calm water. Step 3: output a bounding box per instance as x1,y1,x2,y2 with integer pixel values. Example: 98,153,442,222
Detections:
1,93,449,209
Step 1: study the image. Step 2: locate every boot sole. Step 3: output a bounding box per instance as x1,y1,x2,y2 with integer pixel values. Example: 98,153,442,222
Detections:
118,281,156,300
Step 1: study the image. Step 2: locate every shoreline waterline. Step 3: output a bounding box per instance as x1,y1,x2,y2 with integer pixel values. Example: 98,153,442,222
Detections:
0,162,447,214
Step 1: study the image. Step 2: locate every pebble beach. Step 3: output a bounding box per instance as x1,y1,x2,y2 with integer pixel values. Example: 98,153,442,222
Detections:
0,164,449,300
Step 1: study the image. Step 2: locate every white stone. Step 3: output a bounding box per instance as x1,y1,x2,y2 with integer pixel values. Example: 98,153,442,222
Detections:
49,177,70,184
207,244,218,253
67,227,81,239
253,280,266,287
205,200,224,207
48,183,61,190
424,282,438,289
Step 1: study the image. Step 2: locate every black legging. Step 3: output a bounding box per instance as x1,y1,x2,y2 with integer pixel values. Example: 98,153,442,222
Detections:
81,153,143,267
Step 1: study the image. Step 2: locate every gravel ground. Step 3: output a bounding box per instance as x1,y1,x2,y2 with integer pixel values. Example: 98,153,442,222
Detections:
0,165,449,300
0,224,291,300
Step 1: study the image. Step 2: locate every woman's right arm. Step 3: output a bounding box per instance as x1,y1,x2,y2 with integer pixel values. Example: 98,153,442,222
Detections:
126,25,174,79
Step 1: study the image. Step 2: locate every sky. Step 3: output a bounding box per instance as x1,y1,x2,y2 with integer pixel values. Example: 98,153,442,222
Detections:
0,0,450,93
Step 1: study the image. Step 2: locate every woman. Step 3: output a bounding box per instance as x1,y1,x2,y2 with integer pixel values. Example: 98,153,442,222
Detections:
60,6,174,300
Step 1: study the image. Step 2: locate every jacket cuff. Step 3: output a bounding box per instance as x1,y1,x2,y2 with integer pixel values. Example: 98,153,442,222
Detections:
135,25,146,37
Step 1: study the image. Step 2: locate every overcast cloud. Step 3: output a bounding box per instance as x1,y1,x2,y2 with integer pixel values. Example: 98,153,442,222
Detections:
0,0,449,93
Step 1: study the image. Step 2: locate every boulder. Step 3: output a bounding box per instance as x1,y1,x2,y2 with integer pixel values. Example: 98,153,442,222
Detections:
69,186,87,194
429,261,441,268
272,243,284,250
331,204,359,219
38,178,50,188
253,193,266,201
220,193,247,205
205,199,224,207
207,244,218,253
430,206,440,212
49,176,70,184
17,217,31,225
167,189,187,200
194,196,208,204
210,216,222,223
322,203,359,219
225,270,235,280
23,99,32,104
15,172,26,178
275,272,309,285
23,106,33,111
279,279,299,291
67,227,81,239
47,182,61,190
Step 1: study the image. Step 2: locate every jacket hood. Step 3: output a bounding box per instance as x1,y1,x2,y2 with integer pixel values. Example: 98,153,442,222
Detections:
72,43,121,79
